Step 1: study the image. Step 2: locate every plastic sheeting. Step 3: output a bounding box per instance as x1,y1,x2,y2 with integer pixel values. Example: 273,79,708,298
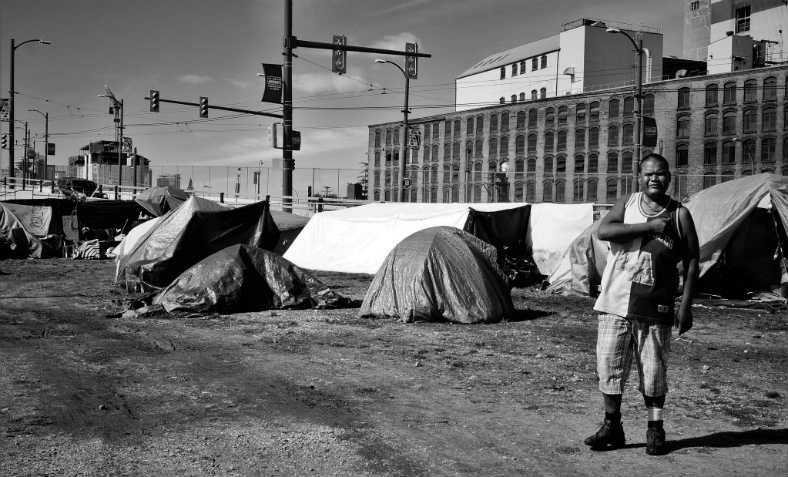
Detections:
155,244,351,314
134,185,190,217
116,196,279,289
546,221,609,296
284,202,590,275
359,226,514,324
0,203,42,258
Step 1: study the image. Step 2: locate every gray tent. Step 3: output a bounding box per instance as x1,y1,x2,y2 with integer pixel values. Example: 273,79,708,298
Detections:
359,226,514,323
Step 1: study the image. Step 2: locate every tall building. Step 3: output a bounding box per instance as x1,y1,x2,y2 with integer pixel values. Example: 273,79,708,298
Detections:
683,0,713,61
699,0,788,74
68,140,152,188
455,19,663,111
368,64,787,204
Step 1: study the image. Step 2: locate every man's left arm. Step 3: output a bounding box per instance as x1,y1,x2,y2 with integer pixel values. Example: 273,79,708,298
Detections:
676,207,700,335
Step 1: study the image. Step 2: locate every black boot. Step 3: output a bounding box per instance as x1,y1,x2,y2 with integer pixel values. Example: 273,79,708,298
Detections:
646,420,667,455
584,412,626,450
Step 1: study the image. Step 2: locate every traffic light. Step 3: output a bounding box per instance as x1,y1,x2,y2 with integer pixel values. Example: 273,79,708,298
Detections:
331,35,347,75
1,133,7,150
405,42,418,79
199,96,208,118
149,89,160,112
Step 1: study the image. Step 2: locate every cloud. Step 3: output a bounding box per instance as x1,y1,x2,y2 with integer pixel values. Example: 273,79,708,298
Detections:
226,78,250,89
293,72,371,95
369,32,422,52
178,74,215,85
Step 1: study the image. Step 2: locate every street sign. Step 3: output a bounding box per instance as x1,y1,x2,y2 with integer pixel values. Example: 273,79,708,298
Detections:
261,63,283,104
47,142,55,155
643,116,658,148
402,177,411,188
332,35,347,74
0,98,8,122
122,136,132,154
408,128,421,149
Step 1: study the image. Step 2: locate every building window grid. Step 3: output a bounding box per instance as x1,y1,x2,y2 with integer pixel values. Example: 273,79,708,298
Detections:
576,128,585,150
723,109,737,135
723,82,737,105
558,106,568,126
609,98,620,118
743,108,757,133
677,115,691,138
762,107,776,132
557,130,567,152
590,102,600,123
608,125,619,147
735,5,750,33
704,142,718,166
516,110,526,130
576,103,586,123
643,94,655,116
762,137,776,164
589,127,599,149
705,112,718,136
744,79,757,103
677,88,690,110
623,96,635,117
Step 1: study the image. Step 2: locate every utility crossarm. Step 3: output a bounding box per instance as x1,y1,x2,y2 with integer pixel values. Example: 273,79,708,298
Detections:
144,96,283,118
290,36,432,58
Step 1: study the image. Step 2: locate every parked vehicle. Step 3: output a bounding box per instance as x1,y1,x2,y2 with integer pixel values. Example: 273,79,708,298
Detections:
55,177,98,199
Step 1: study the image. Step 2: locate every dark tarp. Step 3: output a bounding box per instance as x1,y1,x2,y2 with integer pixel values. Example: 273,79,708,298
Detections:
134,185,189,217
463,205,540,286
359,226,514,324
117,196,280,290
269,210,310,254
154,244,351,314
3,198,145,235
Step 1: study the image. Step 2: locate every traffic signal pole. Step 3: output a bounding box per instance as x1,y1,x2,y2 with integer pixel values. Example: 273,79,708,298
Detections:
281,0,430,210
144,95,283,118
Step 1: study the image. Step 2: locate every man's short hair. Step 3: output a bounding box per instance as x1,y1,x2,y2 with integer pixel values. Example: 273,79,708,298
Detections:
638,153,670,172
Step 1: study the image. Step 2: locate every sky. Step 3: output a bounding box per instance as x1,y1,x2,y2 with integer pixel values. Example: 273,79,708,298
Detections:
1,0,687,179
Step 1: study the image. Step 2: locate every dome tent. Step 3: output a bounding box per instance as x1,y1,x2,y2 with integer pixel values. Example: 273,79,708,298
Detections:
359,226,514,324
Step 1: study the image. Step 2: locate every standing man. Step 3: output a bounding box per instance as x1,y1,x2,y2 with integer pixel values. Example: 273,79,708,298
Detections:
584,153,699,455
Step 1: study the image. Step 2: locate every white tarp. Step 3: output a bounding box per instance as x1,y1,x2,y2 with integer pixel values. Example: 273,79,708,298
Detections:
2,203,52,237
283,202,593,275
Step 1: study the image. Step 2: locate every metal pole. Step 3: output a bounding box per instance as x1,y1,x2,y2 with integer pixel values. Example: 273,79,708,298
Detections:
8,39,15,185
22,122,28,190
43,112,48,181
635,37,643,178
118,99,124,193
282,0,294,212
401,73,409,202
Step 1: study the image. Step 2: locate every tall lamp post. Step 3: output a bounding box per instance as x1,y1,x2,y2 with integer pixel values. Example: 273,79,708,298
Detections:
375,58,410,202
98,86,124,196
8,38,51,186
604,27,643,180
28,108,48,183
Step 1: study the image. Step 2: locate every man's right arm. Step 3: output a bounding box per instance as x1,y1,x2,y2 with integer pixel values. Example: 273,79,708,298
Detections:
596,195,666,243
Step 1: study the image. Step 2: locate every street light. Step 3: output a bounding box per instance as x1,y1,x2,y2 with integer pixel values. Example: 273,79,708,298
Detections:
98,85,124,195
601,25,644,176
375,58,410,202
28,108,48,183
8,38,51,187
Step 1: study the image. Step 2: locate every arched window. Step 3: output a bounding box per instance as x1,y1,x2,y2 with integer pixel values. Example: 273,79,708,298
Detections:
743,79,757,103
676,143,689,168
544,156,554,175
519,92,526,102
623,123,634,145
424,144,431,163
374,130,382,147
573,177,584,202
527,133,537,154
501,113,509,132
531,89,538,100
475,138,483,158
514,181,524,202
544,131,554,153
374,150,381,167
587,178,598,202
515,134,525,156
543,180,553,202
609,98,620,118
556,155,566,173
575,128,585,150
762,106,777,131
624,96,635,116
499,136,509,158
576,103,586,123
742,138,756,168
763,76,777,101
466,117,474,136
526,180,536,202
743,108,757,133
545,107,555,128
515,157,525,173
677,88,690,109
511,94,518,103
476,115,484,135
574,154,585,173
589,101,600,122
705,84,718,107
489,113,498,134
589,127,599,149
704,142,717,166
606,177,618,202
588,153,599,173
555,180,565,202
723,81,737,105
607,151,618,173
608,125,619,147
453,119,461,139
540,87,547,99
722,140,736,164
643,94,654,117
489,137,498,160
704,112,718,136
528,109,537,128
761,137,776,164
558,106,568,126
526,157,536,172
621,150,633,174
557,130,567,151
516,110,526,129
500,97,506,104
723,109,737,135
676,115,690,138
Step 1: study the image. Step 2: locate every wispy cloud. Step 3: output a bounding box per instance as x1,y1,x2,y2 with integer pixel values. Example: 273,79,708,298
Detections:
294,72,371,95
373,0,439,16
178,74,215,85
226,78,250,89
369,32,422,52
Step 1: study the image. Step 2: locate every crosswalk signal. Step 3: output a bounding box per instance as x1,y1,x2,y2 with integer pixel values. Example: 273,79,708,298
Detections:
405,42,418,79
149,89,160,112
332,35,347,75
1,133,7,149
199,96,209,118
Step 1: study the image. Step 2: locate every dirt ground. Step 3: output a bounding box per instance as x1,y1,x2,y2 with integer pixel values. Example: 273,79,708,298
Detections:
0,258,786,477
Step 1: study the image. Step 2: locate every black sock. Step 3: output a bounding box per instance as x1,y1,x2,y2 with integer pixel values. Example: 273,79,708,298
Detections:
648,420,663,429
605,411,621,423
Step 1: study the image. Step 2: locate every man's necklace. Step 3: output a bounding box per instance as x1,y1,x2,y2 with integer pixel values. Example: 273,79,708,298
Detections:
640,195,666,217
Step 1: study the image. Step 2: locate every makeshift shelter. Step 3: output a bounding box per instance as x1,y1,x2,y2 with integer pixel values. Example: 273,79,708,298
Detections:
269,210,310,254
546,174,788,298
154,244,350,314
115,196,279,290
0,203,43,258
284,202,592,275
134,185,189,217
359,226,514,324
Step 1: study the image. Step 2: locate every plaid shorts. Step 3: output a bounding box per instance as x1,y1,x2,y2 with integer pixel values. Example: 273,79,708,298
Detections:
596,313,672,397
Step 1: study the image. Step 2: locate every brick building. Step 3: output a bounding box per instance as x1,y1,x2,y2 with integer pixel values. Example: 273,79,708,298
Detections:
367,64,787,203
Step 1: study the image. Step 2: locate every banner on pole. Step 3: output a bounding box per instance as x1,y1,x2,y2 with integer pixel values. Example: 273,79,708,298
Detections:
0,98,8,122
642,116,658,148
261,63,283,104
